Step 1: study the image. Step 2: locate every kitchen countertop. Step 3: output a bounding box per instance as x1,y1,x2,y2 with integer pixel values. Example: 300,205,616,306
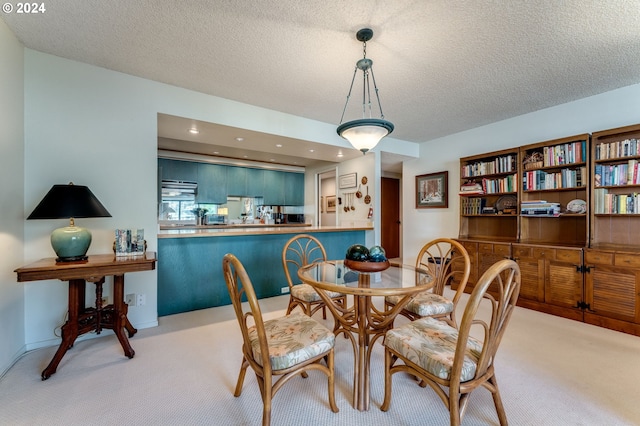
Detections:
159,223,310,230
158,224,373,238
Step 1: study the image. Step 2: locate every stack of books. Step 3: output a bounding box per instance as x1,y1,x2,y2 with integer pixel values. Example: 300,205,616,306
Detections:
459,181,484,195
520,200,560,216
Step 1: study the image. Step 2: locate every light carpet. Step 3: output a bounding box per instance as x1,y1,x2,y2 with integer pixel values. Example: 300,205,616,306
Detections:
1,292,640,425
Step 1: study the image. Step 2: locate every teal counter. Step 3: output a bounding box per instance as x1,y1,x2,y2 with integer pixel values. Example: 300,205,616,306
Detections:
157,228,369,316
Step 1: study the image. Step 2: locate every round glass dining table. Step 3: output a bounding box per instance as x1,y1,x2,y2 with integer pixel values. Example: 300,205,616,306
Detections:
298,260,433,411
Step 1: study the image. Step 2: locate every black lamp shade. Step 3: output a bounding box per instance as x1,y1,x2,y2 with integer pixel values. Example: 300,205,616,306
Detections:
27,184,111,220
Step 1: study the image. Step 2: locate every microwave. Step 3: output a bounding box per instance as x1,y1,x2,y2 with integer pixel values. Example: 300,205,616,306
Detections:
285,214,305,224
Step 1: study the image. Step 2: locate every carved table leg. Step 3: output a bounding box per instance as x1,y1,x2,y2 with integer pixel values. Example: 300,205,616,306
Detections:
113,274,135,358
41,279,83,380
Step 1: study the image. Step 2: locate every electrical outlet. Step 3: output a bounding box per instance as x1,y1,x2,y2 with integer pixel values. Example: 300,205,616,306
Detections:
281,287,290,294
137,293,146,306
125,293,136,307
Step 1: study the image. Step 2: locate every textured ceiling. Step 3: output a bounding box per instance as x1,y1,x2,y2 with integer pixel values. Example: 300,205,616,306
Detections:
4,1,640,168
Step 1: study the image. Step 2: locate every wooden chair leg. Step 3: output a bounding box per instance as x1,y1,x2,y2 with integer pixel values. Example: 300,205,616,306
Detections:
234,357,249,397
449,387,462,426
262,384,272,426
489,375,508,426
380,348,393,411
327,349,339,412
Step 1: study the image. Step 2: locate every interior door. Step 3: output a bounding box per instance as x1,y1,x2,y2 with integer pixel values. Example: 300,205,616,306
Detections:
381,177,400,259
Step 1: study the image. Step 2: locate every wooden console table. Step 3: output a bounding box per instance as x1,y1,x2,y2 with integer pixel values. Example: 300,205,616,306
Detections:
15,252,157,380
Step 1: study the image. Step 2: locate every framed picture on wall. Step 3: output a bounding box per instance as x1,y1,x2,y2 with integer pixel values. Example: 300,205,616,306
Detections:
339,173,357,189
416,171,448,208
326,195,336,212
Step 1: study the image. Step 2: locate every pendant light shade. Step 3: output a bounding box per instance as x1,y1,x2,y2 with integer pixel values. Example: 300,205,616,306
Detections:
337,28,394,154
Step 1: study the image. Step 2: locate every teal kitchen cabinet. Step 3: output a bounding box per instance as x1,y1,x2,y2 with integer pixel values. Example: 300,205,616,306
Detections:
159,158,197,182
226,166,247,196
284,172,304,206
226,166,265,197
196,162,227,204
246,168,264,196
262,170,285,205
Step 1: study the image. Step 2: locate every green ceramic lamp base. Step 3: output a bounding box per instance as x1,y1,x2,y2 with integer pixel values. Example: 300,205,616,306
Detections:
51,223,92,263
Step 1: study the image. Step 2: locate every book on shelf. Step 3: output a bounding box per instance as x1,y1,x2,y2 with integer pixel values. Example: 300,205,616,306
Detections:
593,188,639,214
595,160,640,186
461,197,486,215
459,181,484,195
595,138,639,160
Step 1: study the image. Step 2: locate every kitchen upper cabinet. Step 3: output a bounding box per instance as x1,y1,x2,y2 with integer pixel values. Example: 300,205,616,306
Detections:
159,158,197,182
226,166,247,196
284,172,304,206
196,163,227,204
158,158,303,205
246,168,264,196
263,170,285,205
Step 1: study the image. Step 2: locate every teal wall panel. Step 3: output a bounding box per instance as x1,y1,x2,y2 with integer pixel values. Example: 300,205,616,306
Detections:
158,230,366,316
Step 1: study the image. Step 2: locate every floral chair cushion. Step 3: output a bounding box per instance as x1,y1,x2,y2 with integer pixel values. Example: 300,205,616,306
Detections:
385,317,482,382
386,293,454,317
291,283,343,302
248,312,335,371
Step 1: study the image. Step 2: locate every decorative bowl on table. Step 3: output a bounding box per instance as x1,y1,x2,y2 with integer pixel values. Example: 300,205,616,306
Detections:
344,244,390,272
344,258,390,272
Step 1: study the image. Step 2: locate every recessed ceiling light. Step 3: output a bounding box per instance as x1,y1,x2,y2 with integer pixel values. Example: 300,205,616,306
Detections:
276,144,282,148
243,155,248,158
309,149,315,153
213,151,220,154
337,152,344,158
270,159,275,162
189,128,199,134
236,137,244,142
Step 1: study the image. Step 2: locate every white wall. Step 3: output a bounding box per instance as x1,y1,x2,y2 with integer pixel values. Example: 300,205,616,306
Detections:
0,19,25,375
402,83,640,266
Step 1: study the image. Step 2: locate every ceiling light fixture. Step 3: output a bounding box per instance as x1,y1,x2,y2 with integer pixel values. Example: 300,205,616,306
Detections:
337,28,394,154
189,128,199,134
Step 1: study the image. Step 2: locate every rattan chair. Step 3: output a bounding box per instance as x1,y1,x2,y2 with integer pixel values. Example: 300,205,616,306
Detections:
222,253,339,426
385,238,471,327
381,259,521,426
282,234,346,320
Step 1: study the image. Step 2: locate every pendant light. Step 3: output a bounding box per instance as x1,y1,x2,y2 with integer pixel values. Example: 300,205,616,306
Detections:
337,28,394,154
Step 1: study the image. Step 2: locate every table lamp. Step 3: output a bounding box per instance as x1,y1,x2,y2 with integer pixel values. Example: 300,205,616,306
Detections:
27,182,112,262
